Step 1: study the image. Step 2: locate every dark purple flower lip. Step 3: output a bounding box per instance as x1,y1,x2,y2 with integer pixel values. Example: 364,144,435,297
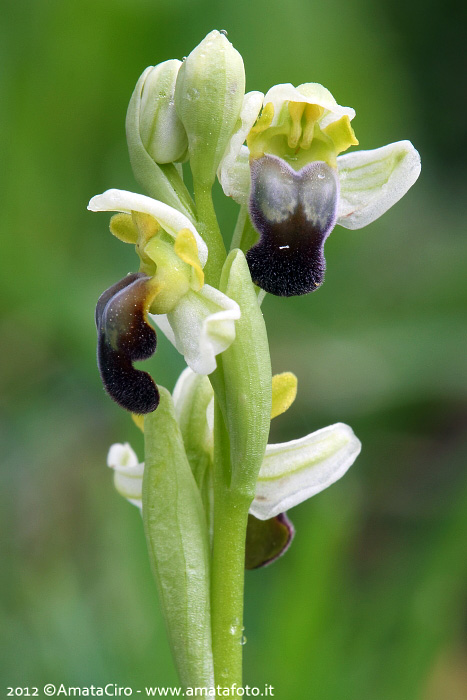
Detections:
95,273,159,414
245,512,295,569
246,154,339,297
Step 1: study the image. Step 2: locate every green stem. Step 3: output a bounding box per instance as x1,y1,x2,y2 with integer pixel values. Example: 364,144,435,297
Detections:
239,216,259,253
230,206,247,252
229,208,259,255
194,183,227,287
160,163,197,221
210,395,250,694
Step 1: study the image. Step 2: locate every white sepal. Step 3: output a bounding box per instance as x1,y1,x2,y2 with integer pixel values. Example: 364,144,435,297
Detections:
150,285,241,375
218,91,263,202
107,443,143,509
172,366,202,416
250,423,361,520
88,189,208,266
336,140,421,230
172,365,214,429
219,145,251,206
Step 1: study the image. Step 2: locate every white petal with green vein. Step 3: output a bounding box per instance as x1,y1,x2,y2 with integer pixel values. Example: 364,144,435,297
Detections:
251,423,361,520
337,140,421,229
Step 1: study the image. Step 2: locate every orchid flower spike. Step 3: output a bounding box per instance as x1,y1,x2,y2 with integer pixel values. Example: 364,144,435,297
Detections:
218,83,421,296
89,190,240,412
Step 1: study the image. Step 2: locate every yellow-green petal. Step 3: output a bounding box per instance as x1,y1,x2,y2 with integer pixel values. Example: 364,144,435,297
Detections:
109,213,139,244
271,372,297,419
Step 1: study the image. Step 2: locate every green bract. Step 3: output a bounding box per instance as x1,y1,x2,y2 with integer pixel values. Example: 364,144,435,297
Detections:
143,389,214,690
215,250,272,495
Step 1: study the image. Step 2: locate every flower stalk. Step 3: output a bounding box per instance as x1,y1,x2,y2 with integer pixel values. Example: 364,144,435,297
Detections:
193,182,226,288
210,396,250,690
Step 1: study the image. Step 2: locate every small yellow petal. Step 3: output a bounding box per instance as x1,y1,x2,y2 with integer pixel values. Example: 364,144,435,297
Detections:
323,114,358,155
271,372,297,419
247,102,275,160
174,228,204,291
132,413,145,432
109,213,138,244
250,102,275,135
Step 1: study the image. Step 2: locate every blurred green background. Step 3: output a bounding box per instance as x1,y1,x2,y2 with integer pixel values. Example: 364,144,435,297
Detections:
1,0,466,698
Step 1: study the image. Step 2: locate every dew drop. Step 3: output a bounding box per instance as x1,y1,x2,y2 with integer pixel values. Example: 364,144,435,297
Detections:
220,29,228,36
240,635,247,645
229,617,241,636
317,172,325,179
186,87,199,102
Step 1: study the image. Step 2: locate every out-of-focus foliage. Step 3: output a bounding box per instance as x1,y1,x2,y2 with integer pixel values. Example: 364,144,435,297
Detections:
1,0,466,698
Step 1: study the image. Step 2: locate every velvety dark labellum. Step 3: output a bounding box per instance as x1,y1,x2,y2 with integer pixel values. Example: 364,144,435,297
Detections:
95,272,159,414
245,512,295,569
247,155,339,296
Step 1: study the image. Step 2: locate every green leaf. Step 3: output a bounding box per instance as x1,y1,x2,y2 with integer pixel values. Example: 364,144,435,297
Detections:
143,388,214,688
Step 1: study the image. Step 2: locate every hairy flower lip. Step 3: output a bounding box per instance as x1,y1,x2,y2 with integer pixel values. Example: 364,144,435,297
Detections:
96,273,159,414
247,155,339,296
217,82,421,241
88,189,241,376
245,512,295,569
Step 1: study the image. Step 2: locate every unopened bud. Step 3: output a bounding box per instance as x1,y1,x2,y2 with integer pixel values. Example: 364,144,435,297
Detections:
126,65,195,220
175,30,245,188
137,60,188,164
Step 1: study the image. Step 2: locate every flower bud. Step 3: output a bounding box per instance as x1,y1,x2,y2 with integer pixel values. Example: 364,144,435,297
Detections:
138,60,188,164
126,68,194,220
175,30,245,188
